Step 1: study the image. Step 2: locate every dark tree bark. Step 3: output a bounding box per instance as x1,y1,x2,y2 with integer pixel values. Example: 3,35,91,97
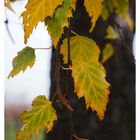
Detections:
46,0,135,140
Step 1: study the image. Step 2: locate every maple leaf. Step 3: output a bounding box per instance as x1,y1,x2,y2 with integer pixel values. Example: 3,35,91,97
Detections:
8,47,35,78
21,0,63,44
61,36,110,120
45,0,77,47
16,95,57,140
84,0,104,32
102,43,114,64
105,25,118,39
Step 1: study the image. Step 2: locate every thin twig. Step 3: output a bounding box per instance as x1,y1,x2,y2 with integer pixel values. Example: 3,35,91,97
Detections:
5,19,15,44
105,4,135,63
73,135,89,140
71,30,80,36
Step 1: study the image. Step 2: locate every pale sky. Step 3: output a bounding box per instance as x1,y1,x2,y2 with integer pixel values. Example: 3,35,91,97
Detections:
5,0,52,105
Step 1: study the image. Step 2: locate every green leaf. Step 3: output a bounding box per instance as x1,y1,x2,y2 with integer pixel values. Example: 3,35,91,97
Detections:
45,0,76,47
102,43,114,64
105,25,118,39
8,47,35,78
21,0,63,44
61,36,110,120
84,0,104,32
16,95,57,140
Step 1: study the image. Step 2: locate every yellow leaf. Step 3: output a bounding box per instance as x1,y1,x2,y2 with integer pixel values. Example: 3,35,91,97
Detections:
101,5,109,21
61,36,110,120
102,43,114,64
45,0,77,47
21,0,63,44
105,25,118,39
4,0,15,13
113,0,129,18
16,95,57,140
84,0,104,32
124,13,134,31
8,47,36,78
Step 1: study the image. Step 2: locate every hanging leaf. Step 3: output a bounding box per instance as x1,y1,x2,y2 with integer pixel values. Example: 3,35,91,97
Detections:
4,0,15,13
45,0,76,47
124,13,134,31
16,95,57,140
102,43,114,64
113,0,129,18
8,47,35,78
84,0,104,32
61,36,110,120
101,5,109,21
105,25,118,39
21,0,63,44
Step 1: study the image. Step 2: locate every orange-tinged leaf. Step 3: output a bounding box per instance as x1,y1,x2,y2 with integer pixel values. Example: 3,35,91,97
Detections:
4,0,15,13
16,95,57,140
61,36,110,120
21,0,63,44
45,0,77,47
84,0,104,32
8,47,35,78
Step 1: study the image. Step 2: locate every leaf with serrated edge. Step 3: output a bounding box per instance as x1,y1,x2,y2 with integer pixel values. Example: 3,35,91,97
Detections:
45,0,76,47
16,95,57,140
21,0,63,44
8,47,35,78
61,36,110,120
84,0,104,32
105,26,118,39
102,43,114,64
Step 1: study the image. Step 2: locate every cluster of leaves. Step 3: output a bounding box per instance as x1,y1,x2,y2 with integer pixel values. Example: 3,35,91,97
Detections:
5,0,134,139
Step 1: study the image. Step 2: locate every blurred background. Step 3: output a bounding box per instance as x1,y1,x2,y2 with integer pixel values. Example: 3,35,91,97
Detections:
4,0,135,140
5,0,52,139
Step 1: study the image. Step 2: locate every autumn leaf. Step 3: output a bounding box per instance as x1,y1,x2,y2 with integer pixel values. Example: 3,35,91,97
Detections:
84,0,104,32
105,25,118,39
16,95,57,140
113,0,129,18
8,47,35,78
102,43,114,64
101,5,109,21
4,0,15,13
124,13,134,31
21,0,63,44
61,36,110,120
45,0,76,47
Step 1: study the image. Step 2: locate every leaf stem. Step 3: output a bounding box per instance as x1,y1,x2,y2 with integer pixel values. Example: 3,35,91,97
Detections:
34,47,52,50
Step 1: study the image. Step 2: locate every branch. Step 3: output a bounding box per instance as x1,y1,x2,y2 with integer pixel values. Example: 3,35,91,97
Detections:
52,44,73,112
105,4,135,63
